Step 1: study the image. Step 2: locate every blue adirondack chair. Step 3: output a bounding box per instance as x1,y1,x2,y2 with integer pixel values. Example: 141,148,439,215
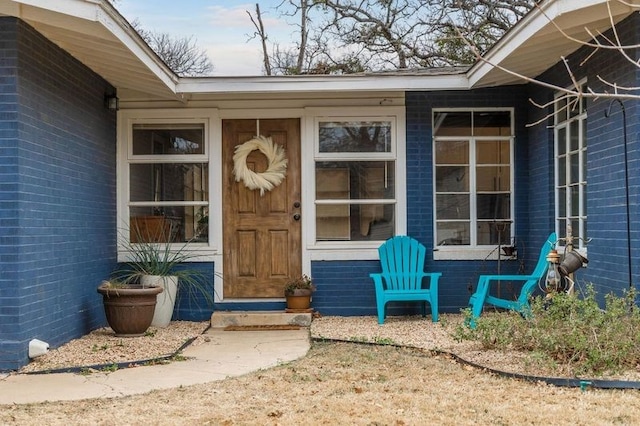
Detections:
370,236,442,325
467,232,557,328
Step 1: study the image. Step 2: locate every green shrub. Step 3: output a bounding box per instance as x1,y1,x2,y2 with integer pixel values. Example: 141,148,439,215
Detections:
455,285,640,376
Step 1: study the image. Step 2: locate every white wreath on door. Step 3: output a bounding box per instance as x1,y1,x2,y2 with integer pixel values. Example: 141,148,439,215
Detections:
233,136,288,196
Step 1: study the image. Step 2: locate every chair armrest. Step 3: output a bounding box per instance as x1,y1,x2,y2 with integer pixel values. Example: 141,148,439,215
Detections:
370,273,385,293
479,274,542,282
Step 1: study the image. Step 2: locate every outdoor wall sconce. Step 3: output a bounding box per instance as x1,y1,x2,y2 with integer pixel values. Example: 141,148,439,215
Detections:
105,94,119,111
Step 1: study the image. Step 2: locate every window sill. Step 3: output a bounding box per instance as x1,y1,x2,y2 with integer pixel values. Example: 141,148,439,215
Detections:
433,246,517,261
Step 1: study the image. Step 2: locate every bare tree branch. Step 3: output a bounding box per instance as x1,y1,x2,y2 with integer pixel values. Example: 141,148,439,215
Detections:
132,20,213,76
247,4,272,75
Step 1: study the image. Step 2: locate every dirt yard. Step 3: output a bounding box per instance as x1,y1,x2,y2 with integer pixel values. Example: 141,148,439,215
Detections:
3,315,640,425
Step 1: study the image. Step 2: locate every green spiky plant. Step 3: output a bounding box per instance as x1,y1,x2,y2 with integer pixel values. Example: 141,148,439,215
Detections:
111,220,215,307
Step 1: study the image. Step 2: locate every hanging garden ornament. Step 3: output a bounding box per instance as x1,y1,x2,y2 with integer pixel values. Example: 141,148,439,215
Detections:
233,135,288,196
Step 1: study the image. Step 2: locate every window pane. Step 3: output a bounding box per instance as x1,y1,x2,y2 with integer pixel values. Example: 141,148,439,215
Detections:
556,97,568,122
477,221,512,245
558,188,566,217
569,153,579,184
434,112,471,136
435,140,468,164
132,124,204,155
316,162,395,200
436,166,468,192
130,163,209,202
558,155,566,186
569,98,580,118
316,204,394,241
557,219,566,247
436,222,470,245
474,111,512,136
476,166,510,191
571,219,580,241
318,121,391,153
436,194,470,219
570,120,579,151
557,127,566,156
130,205,207,243
477,194,510,220
476,141,510,164
570,185,580,217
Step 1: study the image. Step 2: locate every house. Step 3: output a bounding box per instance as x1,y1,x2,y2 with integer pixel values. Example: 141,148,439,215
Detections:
0,0,637,371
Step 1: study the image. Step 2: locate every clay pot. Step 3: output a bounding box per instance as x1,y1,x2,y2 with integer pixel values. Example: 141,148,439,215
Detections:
285,288,313,310
97,283,163,337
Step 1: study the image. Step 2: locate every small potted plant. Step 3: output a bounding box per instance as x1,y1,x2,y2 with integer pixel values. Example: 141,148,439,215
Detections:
284,274,315,311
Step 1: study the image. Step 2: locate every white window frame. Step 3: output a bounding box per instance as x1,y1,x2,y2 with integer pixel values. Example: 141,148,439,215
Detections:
554,81,588,252
433,108,515,261
117,109,220,262
303,106,406,261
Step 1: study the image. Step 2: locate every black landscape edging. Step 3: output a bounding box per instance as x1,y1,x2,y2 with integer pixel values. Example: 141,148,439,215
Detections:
311,336,640,390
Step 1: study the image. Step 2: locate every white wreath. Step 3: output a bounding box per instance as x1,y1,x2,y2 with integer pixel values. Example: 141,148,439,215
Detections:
233,136,288,196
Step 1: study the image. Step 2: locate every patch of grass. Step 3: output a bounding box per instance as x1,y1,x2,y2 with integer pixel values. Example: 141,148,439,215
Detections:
348,336,371,343
372,336,396,345
91,344,110,352
100,363,119,373
455,285,640,376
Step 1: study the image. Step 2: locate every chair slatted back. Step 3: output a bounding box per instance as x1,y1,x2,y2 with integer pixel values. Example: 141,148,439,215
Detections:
378,236,426,291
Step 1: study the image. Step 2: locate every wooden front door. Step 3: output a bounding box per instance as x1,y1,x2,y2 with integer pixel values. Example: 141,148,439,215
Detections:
222,119,302,298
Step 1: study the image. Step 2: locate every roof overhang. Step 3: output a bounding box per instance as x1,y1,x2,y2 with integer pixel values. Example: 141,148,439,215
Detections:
0,0,637,101
468,0,639,88
0,0,180,100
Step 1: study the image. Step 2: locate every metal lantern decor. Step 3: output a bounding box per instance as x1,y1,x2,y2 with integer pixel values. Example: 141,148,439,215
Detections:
559,251,589,276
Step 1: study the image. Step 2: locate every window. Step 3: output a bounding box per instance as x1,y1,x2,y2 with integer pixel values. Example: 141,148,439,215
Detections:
554,86,587,249
433,110,514,255
127,123,209,243
314,119,397,243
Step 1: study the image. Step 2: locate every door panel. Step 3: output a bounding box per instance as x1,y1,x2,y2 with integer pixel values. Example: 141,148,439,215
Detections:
222,119,301,298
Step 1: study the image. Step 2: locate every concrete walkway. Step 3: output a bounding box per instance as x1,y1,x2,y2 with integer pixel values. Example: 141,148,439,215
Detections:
0,328,310,405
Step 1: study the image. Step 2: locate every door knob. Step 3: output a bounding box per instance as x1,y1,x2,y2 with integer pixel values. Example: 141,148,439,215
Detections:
293,213,301,221
293,201,301,208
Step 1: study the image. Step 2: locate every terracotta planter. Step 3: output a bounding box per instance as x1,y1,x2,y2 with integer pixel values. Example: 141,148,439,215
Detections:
97,283,163,337
285,288,313,310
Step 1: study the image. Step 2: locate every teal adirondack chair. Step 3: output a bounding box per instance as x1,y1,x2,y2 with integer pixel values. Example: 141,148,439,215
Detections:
370,236,442,325
467,232,557,328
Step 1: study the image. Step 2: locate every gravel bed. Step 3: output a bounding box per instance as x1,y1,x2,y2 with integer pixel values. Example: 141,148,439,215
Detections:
16,314,640,381
311,314,640,381
19,321,210,373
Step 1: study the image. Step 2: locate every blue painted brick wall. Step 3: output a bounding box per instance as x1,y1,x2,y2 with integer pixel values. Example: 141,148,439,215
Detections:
528,13,640,299
310,86,545,316
173,262,216,321
0,18,117,371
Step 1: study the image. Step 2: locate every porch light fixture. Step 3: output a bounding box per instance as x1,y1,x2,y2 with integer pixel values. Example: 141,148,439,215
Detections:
105,94,119,111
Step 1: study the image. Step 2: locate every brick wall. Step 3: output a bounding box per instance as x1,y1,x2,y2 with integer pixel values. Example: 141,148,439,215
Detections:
309,86,535,316
527,13,640,298
0,18,117,371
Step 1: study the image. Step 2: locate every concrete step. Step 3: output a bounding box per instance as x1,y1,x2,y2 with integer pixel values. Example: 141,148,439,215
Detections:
211,310,312,328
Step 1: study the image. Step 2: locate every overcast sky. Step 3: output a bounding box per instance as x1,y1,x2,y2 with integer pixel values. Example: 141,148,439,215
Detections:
116,1,292,76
